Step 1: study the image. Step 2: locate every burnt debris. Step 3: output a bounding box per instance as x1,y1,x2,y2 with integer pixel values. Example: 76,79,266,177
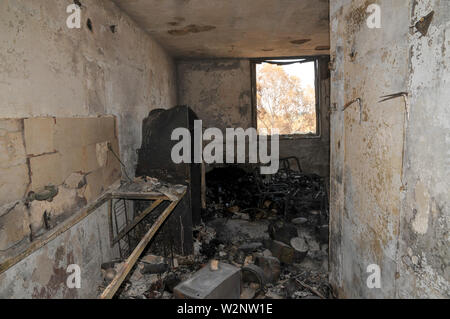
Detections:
204,164,329,224
99,164,331,299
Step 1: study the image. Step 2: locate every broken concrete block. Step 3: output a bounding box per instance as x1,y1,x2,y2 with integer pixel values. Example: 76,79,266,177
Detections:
174,262,241,299
24,118,54,156
29,152,63,191
255,256,281,283
268,221,298,245
0,164,29,206
0,202,30,252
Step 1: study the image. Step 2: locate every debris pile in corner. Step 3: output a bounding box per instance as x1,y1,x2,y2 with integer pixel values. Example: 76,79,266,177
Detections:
99,165,331,299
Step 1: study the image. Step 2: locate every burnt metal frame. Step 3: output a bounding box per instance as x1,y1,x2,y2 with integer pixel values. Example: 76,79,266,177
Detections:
250,56,323,140
106,191,172,254
110,199,163,246
113,199,133,258
100,190,186,299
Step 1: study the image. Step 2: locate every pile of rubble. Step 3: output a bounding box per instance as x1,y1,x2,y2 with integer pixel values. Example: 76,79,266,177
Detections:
99,166,331,299
204,166,328,221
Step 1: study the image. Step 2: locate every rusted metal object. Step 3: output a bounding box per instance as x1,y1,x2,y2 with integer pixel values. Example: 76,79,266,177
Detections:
343,98,363,124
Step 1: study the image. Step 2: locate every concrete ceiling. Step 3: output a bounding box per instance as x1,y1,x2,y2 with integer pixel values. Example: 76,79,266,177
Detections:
111,0,330,58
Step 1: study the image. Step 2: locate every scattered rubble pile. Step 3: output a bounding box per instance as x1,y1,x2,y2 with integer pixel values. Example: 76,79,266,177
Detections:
99,166,331,299
204,166,328,221
203,166,260,221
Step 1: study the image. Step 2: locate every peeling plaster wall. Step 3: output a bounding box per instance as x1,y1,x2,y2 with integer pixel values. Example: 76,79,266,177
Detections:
330,0,449,298
0,205,114,299
0,0,176,298
397,0,450,299
177,58,330,177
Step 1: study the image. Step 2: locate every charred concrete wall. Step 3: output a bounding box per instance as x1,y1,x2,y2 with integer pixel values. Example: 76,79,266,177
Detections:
177,59,253,131
176,58,330,177
397,0,449,299
329,0,449,298
0,0,177,298
0,204,113,299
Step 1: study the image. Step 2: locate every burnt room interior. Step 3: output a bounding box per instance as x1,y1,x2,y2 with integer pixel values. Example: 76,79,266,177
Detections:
0,0,448,299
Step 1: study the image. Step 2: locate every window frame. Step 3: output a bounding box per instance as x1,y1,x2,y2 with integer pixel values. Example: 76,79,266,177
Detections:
250,56,321,140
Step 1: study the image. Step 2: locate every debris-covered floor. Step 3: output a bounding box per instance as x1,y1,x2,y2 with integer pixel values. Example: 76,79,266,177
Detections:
99,165,331,299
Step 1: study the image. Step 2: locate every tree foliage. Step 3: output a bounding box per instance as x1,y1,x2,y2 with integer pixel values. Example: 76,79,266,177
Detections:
257,63,316,135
